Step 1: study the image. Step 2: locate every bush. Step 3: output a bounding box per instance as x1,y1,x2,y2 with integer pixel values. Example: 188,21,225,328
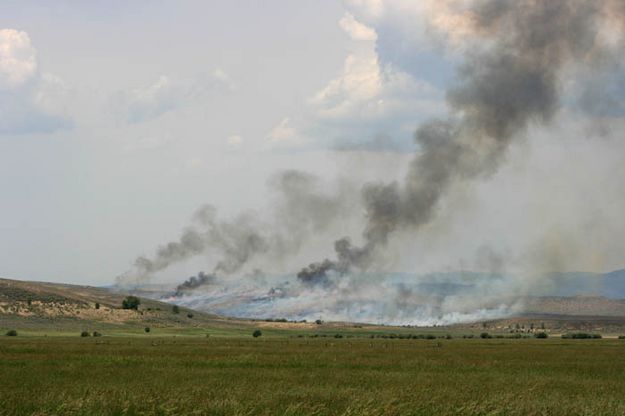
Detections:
80,331,90,337
334,334,343,339
253,329,262,338
534,332,548,339
187,313,194,319
480,332,492,339
144,327,150,333
618,335,625,339
562,332,602,339
95,302,100,310
92,331,102,337
5,329,17,336
122,296,140,310
172,305,180,314
315,319,323,325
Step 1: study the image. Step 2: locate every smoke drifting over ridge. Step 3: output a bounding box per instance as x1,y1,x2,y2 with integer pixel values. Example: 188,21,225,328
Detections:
297,0,625,282
117,170,353,286
120,1,625,308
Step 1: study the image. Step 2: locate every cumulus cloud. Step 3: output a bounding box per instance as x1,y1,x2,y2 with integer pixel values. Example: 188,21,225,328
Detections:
339,12,377,41
0,29,37,89
114,69,236,124
265,11,443,152
266,117,301,146
0,29,71,135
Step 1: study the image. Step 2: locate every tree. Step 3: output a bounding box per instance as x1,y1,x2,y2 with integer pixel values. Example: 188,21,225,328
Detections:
122,296,140,310
80,331,90,337
95,302,100,310
144,327,151,333
5,329,17,336
172,305,180,314
253,329,262,338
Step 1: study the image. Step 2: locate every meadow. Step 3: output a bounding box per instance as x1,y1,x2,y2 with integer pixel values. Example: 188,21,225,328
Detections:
1,335,625,415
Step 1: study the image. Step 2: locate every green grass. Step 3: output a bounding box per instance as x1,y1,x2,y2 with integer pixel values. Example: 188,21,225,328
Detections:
1,337,625,415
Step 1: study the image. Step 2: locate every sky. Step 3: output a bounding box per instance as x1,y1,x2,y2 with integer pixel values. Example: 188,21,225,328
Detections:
1,1,625,286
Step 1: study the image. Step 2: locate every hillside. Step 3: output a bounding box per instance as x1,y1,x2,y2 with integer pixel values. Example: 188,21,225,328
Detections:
0,277,252,333
4,277,625,335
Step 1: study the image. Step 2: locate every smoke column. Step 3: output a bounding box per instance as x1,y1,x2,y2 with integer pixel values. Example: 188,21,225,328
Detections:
299,0,625,282
117,170,352,285
119,0,625,291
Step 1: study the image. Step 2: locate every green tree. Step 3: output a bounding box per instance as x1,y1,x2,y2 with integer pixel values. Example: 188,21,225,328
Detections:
253,329,262,338
172,305,180,314
122,296,140,310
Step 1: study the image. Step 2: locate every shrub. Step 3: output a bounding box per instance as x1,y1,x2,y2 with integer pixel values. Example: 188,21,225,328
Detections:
480,332,492,339
92,331,102,337
253,329,262,338
5,329,17,336
334,334,343,339
187,313,194,319
122,296,140,310
315,319,323,325
172,305,180,314
562,332,602,339
144,327,151,333
95,302,100,310
618,335,625,339
425,334,436,340
534,332,548,339
80,331,90,337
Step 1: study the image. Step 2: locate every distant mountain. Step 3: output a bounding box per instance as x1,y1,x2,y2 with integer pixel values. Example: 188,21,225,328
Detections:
603,269,625,298
548,269,625,299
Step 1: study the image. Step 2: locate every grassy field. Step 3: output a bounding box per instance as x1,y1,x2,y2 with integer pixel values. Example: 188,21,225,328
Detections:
1,336,625,415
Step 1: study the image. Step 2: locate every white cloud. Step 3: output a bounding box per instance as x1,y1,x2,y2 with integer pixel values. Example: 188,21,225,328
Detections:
0,28,71,135
339,13,377,41
345,0,385,19
265,9,444,151
0,29,37,89
266,118,300,145
115,70,236,124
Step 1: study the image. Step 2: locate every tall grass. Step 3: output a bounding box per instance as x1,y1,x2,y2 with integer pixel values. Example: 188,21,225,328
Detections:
1,337,624,415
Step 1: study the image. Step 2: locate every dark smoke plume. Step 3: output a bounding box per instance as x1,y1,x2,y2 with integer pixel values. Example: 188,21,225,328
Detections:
117,170,352,285
299,0,625,279
175,271,216,296
120,1,625,292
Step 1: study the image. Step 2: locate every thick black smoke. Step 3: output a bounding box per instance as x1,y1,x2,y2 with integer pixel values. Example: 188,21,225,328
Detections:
298,0,625,281
175,271,216,296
